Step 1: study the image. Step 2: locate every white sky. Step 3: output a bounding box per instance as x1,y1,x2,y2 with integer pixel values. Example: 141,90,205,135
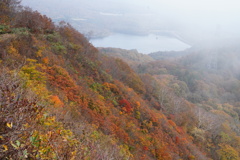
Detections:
22,0,240,45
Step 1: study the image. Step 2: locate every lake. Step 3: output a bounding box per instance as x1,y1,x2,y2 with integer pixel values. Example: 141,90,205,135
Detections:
91,34,191,54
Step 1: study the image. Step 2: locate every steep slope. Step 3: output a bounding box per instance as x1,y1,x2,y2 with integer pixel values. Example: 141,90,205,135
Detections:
2,1,238,160
134,49,240,159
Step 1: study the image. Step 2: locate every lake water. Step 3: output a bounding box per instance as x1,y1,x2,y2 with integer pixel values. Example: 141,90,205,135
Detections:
91,34,191,54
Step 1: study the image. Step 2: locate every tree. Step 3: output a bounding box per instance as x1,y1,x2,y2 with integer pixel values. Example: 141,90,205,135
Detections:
193,107,224,146
13,8,55,33
119,99,133,113
0,0,21,24
217,144,239,160
158,86,169,110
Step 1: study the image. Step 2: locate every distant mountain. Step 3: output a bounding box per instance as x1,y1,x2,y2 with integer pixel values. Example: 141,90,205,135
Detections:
149,49,192,60
98,47,154,64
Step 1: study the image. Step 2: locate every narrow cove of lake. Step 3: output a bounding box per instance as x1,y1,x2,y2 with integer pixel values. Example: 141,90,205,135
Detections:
91,34,191,54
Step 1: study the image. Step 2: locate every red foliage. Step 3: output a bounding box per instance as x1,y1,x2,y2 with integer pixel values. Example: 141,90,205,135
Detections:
143,146,149,151
119,99,133,113
175,136,180,144
43,65,85,105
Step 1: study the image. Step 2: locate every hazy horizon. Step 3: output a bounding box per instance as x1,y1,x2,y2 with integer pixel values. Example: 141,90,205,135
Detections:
21,0,240,48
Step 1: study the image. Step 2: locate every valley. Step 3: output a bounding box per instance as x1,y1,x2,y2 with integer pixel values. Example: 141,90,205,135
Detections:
1,1,240,159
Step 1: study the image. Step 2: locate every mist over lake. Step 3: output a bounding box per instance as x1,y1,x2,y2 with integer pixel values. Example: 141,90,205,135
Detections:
91,34,191,54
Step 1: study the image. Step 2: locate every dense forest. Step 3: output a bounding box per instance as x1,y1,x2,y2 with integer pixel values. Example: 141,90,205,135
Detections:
0,1,240,159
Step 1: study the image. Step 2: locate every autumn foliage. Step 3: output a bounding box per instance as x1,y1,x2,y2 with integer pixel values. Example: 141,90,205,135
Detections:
0,1,240,160
119,99,133,113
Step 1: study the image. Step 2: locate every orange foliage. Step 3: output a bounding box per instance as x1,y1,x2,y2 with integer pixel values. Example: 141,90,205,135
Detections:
50,95,64,107
103,82,120,94
176,126,184,134
168,120,176,127
42,57,49,64
135,101,141,108
43,65,83,103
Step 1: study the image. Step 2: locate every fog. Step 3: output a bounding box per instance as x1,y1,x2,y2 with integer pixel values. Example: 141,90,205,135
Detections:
22,0,240,48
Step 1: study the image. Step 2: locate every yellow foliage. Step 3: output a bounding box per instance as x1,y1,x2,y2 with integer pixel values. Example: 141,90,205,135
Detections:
98,95,105,101
7,44,20,57
217,144,239,160
36,46,46,58
6,122,13,128
26,58,37,63
135,111,141,119
2,145,8,151
27,114,78,159
188,155,195,159
119,144,133,158
19,59,49,100
23,123,30,128
36,49,42,57
70,151,77,160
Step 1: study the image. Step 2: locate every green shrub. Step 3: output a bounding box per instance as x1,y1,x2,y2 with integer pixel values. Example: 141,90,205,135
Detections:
12,27,29,35
52,42,67,54
0,25,11,34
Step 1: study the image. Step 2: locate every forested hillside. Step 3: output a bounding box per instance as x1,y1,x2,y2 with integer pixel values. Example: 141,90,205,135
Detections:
0,1,239,160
